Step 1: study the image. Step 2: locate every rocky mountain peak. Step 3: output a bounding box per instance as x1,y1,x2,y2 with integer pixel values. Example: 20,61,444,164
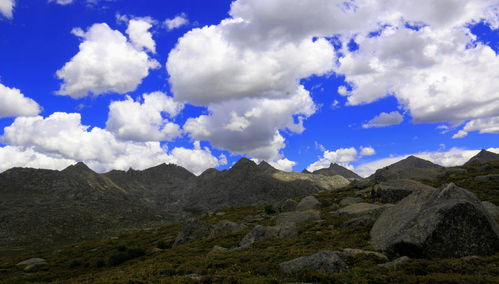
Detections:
464,150,499,166
62,162,94,174
388,155,443,170
230,158,259,172
258,161,278,174
312,163,360,179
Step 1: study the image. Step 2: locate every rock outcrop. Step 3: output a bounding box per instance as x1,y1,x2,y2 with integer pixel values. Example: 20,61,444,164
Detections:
296,196,321,211
275,210,321,226
239,224,297,248
333,203,393,219
370,179,434,203
370,183,499,258
279,251,347,274
173,220,214,247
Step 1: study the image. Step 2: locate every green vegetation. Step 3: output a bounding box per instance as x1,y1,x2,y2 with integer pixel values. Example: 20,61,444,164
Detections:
0,162,498,283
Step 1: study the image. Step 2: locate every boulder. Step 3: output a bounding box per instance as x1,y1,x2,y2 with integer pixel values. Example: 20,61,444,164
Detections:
239,224,297,248
339,197,363,206
370,183,499,258
296,196,321,211
210,220,247,238
333,203,393,219
209,245,229,253
341,216,375,228
482,201,499,219
279,251,347,274
275,210,321,226
475,174,499,182
340,248,388,261
173,220,214,247
370,179,434,203
274,199,298,212
16,258,47,271
379,256,411,268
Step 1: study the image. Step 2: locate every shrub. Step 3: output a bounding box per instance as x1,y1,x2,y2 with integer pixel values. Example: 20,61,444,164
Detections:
95,258,105,268
109,248,146,266
264,204,276,215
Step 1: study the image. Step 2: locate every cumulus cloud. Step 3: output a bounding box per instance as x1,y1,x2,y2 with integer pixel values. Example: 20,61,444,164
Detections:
106,92,183,142
184,86,316,162
453,116,499,138
126,18,156,53
307,146,375,172
1,112,225,175
0,0,14,18
49,0,73,5
164,13,188,30
363,111,403,128
56,22,159,98
0,83,42,118
354,147,499,177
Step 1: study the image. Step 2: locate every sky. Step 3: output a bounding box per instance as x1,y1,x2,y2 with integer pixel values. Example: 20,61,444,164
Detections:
0,0,498,177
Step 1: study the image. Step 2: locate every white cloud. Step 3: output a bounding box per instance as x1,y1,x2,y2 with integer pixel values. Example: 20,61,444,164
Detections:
307,147,358,172
50,0,74,5
0,83,41,118
454,116,499,138
363,111,403,128
0,0,14,18
184,86,316,162
126,18,156,53
0,146,76,173
164,13,188,30
56,23,159,98
360,146,376,156
1,112,225,175
354,147,499,177
106,92,183,142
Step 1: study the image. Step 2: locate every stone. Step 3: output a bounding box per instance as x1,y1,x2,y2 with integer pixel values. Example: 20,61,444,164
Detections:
482,201,499,219
340,248,388,261
379,256,411,268
210,245,229,253
475,174,499,182
296,196,321,211
274,199,298,212
210,220,247,238
333,203,393,219
339,197,363,206
16,258,47,271
370,179,434,203
279,251,347,274
151,248,163,254
239,224,297,248
275,210,321,226
370,183,499,258
341,216,375,228
173,219,214,247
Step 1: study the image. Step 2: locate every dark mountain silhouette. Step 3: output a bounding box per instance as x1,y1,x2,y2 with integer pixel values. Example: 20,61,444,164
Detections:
370,155,446,181
464,150,499,166
311,163,361,179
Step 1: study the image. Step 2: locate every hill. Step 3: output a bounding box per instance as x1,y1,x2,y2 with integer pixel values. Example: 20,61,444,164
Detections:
370,155,447,181
311,163,361,179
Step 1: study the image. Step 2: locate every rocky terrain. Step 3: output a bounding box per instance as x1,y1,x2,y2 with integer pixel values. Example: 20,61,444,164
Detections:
0,150,498,283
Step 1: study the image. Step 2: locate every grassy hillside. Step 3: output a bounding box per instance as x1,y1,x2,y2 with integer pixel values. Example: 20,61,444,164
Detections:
1,163,498,283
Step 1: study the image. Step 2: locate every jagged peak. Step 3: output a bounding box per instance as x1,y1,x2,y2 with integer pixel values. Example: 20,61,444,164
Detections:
230,158,258,171
62,162,94,174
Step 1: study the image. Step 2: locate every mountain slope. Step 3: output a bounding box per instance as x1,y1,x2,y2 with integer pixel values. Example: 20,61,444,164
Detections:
312,163,361,179
370,156,446,181
464,150,499,166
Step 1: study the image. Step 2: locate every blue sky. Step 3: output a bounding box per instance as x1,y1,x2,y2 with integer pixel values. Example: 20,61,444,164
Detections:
0,0,498,176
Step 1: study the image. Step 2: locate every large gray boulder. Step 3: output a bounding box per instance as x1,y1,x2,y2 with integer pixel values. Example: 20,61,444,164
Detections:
173,220,214,247
370,183,499,258
475,174,499,182
16,258,47,271
296,196,321,211
482,201,499,219
279,251,346,274
239,224,297,248
210,220,247,238
275,210,321,226
274,199,298,212
339,196,363,206
333,203,393,219
371,179,434,203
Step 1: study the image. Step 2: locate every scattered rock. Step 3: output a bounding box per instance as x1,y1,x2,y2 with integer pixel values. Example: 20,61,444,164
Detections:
215,212,226,216
210,220,247,238
274,199,298,212
275,210,321,226
151,248,163,254
333,203,393,219
379,256,411,268
279,251,346,274
185,273,203,281
52,249,64,255
370,183,499,258
340,248,388,261
482,201,499,219
341,216,375,228
239,224,297,248
371,179,434,203
16,258,47,271
173,219,214,247
210,245,229,253
475,174,499,182
339,197,363,206
296,196,321,211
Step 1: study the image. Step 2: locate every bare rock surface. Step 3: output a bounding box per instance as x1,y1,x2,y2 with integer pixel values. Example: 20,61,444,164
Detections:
279,251,347,274
275,210,321,226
